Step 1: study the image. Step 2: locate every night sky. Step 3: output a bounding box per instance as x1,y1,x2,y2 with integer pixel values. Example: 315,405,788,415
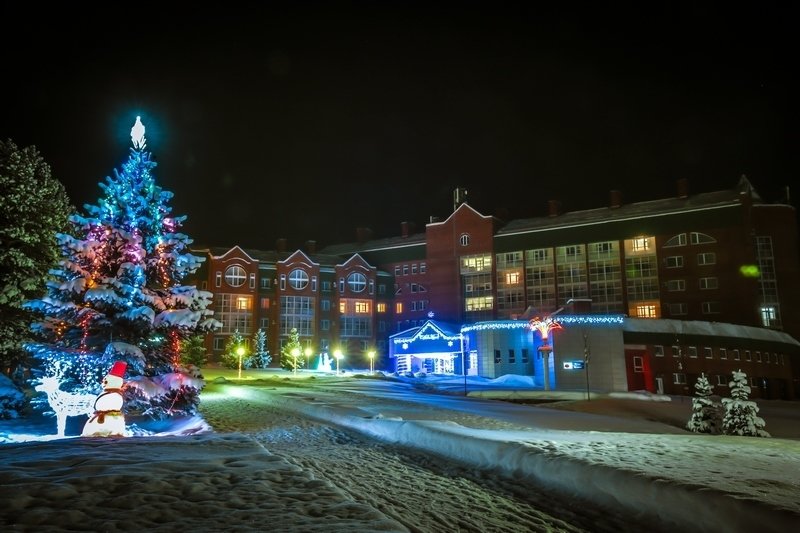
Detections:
2,3,796,250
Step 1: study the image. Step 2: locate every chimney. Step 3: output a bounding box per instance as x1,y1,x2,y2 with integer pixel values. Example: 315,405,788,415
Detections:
400,221,416,238
677,178,689,199
547,200,561,217
276,238,287,252
609,190,622,209
304,240,316,254
356,227,373,244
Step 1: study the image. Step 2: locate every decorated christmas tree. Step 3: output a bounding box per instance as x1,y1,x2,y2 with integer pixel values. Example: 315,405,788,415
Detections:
24,116,220,421
722,369,770,438
686,373,721,434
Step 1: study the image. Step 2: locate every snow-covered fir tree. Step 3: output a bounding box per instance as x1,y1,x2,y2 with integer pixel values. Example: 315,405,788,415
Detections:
252,328,271,368
24,117,220,420
0,140,72,381
686,373,721,434
722,369,770,437
280,327,303,371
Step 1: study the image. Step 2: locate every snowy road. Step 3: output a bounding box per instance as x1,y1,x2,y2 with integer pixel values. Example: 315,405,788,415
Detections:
199,385,663,533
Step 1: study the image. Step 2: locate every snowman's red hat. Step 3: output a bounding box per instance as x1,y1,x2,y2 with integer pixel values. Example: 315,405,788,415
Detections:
108,361,127,378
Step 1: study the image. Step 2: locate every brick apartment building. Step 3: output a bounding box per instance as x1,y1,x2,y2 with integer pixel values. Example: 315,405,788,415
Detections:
191,177,800,397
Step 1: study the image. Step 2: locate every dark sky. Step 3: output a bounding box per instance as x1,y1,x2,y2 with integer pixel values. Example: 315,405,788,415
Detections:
2,2,796,250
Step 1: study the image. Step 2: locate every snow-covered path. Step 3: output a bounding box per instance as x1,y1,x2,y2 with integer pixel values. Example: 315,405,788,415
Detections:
223,376,800,533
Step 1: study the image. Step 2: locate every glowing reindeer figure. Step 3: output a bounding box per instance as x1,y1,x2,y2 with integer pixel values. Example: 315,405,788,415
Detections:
34,376,96,438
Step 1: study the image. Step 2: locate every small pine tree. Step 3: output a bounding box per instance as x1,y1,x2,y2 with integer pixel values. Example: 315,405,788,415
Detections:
686,373,721,434
280,328,303,371
180,335,208,368
252,328,271,368
221,330,253,370
722,369,770,437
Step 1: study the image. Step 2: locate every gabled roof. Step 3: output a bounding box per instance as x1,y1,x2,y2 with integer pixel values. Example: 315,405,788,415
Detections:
338,253,375,270
279,249,316,267
426,202,498,226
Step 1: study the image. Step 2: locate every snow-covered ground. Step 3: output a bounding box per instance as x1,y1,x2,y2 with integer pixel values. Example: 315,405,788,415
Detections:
2,369,799,532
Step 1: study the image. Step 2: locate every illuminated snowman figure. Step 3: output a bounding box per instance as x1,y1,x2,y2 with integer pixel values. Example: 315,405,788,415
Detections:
82,361,128,437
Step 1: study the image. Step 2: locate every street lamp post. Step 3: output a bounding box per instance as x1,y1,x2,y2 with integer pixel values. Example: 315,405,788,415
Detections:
334,349,343,375
236,346,245,379
583,331,591,401
529,313,563,391
368,350,375,374
291,347,299,375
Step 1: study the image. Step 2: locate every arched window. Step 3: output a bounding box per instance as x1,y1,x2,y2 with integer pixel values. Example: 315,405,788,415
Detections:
347,272,367,293
288,269,309,290
690,232,716,244
663,233,687,247
225,265,246,287
459,233,470,246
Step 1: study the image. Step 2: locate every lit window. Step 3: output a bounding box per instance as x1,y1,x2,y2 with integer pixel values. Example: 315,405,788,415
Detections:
636,305,656,318
347,272,367,293
633,237,649,251
225,266,246,287
260,298,269,310
355,301,370,313
236,297,250,310
506,272,520,285
288,269,309,290
395,302,403,314
339,302,346,313
760,306,776,327
377,303,386,313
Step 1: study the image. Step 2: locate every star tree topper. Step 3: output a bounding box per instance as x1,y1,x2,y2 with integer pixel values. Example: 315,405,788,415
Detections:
131,116,146,149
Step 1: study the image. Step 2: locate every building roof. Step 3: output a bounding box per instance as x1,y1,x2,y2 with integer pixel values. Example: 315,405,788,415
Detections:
624,318,800,347
191,246,392,273
496,179,766,237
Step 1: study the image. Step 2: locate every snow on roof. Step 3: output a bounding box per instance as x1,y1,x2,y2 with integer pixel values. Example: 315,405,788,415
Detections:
624,318,800,347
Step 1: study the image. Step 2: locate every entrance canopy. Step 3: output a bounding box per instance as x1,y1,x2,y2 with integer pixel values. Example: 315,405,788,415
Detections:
389,320,462,360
